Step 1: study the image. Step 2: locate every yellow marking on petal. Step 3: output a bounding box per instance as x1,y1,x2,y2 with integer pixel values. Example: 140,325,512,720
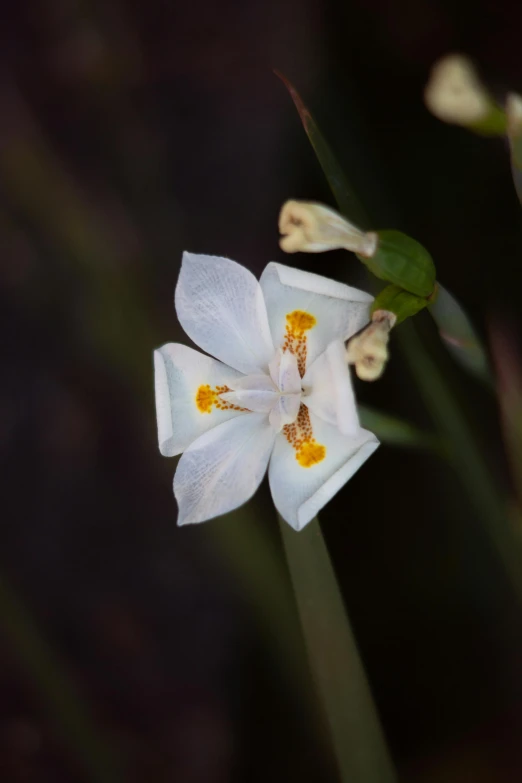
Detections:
195,384,249,414
296,441,326,468
283,404,326,468
285,310,316,334
196,384,217,413
283,310,316,377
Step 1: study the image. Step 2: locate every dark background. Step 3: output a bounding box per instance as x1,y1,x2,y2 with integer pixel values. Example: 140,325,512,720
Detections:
2,0,522,780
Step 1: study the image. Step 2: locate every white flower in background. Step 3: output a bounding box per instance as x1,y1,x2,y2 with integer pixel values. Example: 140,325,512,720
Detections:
424,54,490,126
154,253,379,531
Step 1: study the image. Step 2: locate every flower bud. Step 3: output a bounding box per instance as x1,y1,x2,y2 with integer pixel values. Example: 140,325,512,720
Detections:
424,54,506,135
346,310,396,382
278,200,377,257
358,230,436,298
370,283,431,325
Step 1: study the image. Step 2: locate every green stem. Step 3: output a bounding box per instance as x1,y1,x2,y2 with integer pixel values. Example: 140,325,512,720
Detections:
0,573,123,783
399,324,522,598
279,515,397,783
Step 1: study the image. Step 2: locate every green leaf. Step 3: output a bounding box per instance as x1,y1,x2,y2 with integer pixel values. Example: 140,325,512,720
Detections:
358,404,444,452
275,71,370,229
429,284,491,383
371,284,430,324
490,322,522,502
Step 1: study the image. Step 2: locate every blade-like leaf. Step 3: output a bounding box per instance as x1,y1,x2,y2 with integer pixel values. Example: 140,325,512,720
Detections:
507,112,522,205
359,404,444,453
275,71,370,229
490,321,522,502
429,284,491,383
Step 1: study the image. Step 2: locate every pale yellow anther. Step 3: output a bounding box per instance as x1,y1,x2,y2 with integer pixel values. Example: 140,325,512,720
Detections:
346,310,396,382
278,200,377,258
424,54,490,126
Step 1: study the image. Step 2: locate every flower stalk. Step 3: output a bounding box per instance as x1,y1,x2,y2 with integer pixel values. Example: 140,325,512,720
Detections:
279,515,397,783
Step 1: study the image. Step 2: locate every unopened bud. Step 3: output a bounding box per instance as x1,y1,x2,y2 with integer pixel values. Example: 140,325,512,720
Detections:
279,200,377,257
424,54,506,135
346,311,396,382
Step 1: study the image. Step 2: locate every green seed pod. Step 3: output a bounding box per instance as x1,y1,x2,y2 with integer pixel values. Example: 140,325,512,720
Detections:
370,284,430,325
357,230,436,297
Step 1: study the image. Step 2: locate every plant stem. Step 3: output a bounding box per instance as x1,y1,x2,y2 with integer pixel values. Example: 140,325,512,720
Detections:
279,515,397,783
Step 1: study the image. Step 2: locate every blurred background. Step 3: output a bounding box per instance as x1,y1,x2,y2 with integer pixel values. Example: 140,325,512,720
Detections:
3,0,522,780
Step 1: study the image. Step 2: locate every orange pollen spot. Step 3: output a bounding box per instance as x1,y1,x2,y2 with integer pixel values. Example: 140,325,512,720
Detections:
285,310,317,335
195,384,248,414
297,441,326,468
195,384,217,413
283,310,316,377
282,404,326,468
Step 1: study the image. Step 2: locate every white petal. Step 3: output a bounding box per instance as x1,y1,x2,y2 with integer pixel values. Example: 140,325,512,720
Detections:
269,393,301,432
302,340,359,436
260,262,373,371
269,413,379,531
269,349,302,394
228,374,277,392
174,414,275,525
175,252,275,374
154,343,245,457
220,389,279,413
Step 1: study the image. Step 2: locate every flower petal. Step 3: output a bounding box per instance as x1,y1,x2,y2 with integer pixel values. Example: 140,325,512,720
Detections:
154,343,245,457
228,374,277,392
174,414,276,525
269,348,302,394
269,393,301,432
220,388,279,413
302,340,359,436
175,252,275,374
269,413,379,531
260,262,373,370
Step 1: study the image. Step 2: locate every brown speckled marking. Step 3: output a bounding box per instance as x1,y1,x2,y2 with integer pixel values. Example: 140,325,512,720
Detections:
283,404,326,468
195,384,247,414
283,310,317,377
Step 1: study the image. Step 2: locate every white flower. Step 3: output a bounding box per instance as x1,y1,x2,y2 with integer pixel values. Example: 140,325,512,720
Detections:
154,252,379,531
